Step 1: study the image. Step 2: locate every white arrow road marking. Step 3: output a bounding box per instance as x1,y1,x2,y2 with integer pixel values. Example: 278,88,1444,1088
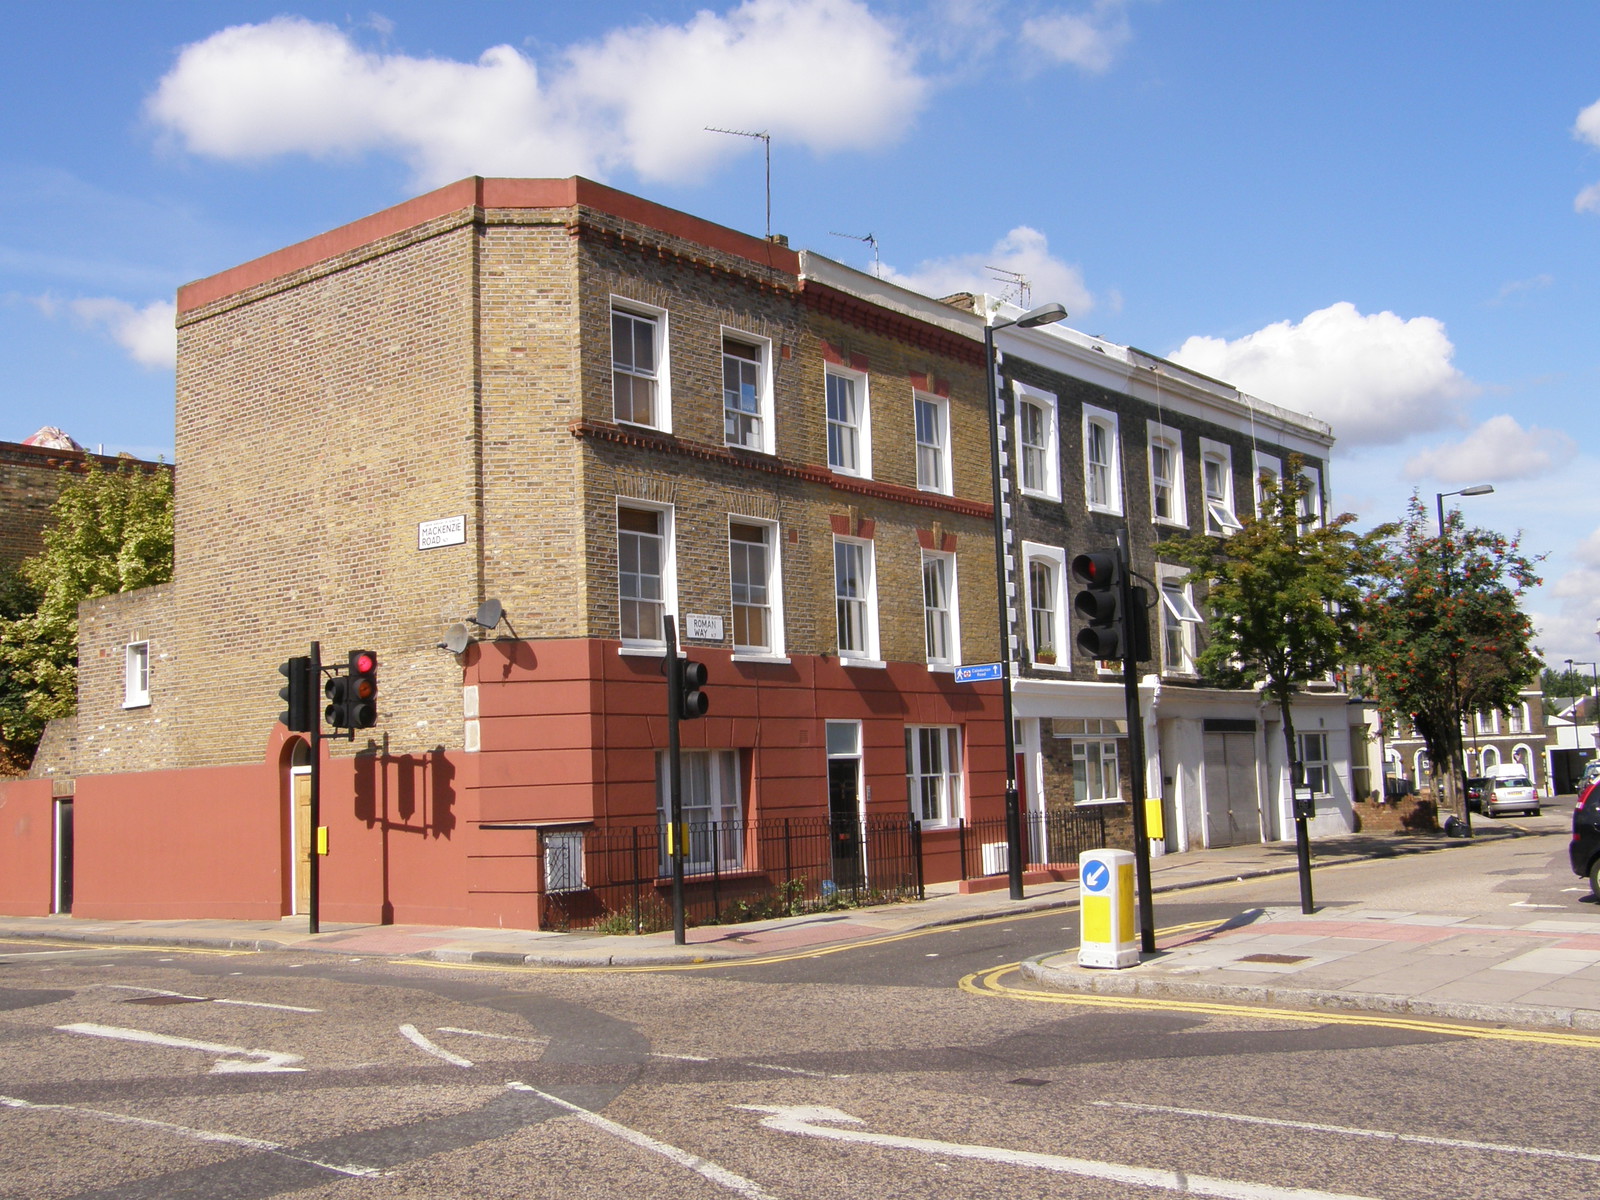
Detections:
103,985,320,1013
57,1023,304,1073
435,1026,546,1045
399,1023,473,1068
508,1082,781,1200
1096,1100,1600,1165
0,1094,378,1177
737,1105,1381,1200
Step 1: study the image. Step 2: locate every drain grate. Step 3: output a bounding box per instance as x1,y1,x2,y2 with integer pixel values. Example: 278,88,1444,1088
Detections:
1237,953,1309,965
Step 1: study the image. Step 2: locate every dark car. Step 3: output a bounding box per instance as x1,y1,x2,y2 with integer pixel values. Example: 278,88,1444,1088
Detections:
1465,777,1489,815
1571,782,1600,897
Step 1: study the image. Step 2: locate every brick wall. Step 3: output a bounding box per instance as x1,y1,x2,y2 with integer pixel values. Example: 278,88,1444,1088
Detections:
71,584,177,776
0,442,168,575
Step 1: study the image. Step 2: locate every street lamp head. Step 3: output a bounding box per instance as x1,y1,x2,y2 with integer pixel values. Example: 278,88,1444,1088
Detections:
1013,301,1069,329
1459,483,1495,497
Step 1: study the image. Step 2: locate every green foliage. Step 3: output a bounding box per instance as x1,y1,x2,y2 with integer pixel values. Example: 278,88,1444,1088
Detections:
1541,666,1595,713
0,458,173,767
1358,494,1541,788
1162,457,1388,758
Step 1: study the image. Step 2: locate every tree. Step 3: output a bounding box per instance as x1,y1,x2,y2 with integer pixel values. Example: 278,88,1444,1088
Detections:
1163,457,1388,791
0,457,173,770
1358,494,1540,808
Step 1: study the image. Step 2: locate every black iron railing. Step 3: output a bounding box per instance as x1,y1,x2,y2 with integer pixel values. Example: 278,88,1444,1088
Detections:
955,805,1118,880
538,814,924,933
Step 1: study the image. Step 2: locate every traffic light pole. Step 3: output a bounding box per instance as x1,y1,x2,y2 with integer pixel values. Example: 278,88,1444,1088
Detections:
308,640,322,935
664,616,687,946
1115,531,1157,955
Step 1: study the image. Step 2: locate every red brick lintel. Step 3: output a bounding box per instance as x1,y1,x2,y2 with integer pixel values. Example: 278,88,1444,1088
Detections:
569,422,993,520
178,176,803,315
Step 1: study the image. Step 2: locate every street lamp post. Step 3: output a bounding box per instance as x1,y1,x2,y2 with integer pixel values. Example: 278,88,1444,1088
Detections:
985,300,1068,900
1437,484,1494,835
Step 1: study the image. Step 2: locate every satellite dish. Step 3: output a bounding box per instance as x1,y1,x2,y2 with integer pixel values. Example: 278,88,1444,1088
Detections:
440,623,471,654
471,598,503,630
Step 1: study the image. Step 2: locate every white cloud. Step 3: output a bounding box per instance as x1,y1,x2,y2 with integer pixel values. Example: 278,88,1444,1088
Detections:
1575,181,1600,215
1020,0,1132,74
1403,414,1577,485
882,226,1095,314
146,3,929,189
1574,526,1600,570
1575,97,1600,147
1169,302,1474,448
66,298,177,369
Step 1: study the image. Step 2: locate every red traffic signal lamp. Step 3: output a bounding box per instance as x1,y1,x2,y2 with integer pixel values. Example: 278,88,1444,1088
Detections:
325,649,379,730
1071,551,1122,659
277,656,313,732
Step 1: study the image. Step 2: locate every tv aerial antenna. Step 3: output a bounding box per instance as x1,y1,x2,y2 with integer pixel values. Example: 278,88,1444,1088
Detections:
830,231,882,278
987,267,1031,308
706,126,772,242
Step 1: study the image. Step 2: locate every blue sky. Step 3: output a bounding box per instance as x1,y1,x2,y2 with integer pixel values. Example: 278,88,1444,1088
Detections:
3,1,1598,665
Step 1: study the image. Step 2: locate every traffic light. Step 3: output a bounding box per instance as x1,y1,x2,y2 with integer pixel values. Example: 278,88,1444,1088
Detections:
678,658,709,720
1072,551,1122,659
325,650,378,729
277,656,313,732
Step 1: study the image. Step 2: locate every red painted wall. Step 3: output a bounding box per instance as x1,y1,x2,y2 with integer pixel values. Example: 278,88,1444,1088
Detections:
73,763,282,920
0,778,55,916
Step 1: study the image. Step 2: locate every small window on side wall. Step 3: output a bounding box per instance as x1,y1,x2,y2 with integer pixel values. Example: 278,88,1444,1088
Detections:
124,641,150,708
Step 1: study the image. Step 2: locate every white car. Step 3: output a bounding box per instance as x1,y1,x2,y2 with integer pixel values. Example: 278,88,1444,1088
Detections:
1482,772,1540,817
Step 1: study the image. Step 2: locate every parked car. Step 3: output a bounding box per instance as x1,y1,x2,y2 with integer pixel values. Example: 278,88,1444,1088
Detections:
1570,782,1600,896
1481,766,1540,818
1464,777,1489,814
1579,760,1600,793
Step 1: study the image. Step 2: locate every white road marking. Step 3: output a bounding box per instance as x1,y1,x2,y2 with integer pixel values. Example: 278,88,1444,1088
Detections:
651,1051,713,1061
399,1023,473,1068
747,1062,839,1079
1096,1100,1600,1165
0,947,122,961
57,1023,304,1073
739,1104,1380,1200
508,1082,780,1200
0,1093,379,1177
103,985,320,1013
1510,902,1565,909
435,1026,545,1045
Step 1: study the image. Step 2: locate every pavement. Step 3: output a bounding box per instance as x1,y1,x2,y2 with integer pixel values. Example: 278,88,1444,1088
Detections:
3,818,1596,1033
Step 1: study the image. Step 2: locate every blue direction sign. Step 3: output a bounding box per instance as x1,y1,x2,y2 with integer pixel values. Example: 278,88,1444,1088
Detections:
1081,859,1110,894
953,663,1003,684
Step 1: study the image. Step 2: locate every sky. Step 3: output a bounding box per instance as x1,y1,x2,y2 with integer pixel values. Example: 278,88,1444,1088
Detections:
2,1,1598,668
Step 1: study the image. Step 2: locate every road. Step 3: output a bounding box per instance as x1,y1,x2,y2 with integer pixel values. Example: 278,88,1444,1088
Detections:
1,818,1594,1199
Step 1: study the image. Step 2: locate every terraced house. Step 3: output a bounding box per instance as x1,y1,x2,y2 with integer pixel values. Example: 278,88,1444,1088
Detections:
0,177,1355,931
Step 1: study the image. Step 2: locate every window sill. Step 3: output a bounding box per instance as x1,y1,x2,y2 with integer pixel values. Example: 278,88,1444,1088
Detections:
1019,487,1061,503
1029,661,1071,674
122,698,151,710
837,656,887,670
1087,502,1124,517
1153,516,1189,529
617,644,667,658
828,465,872,481
926,662,960,674
916,484,953,498
615,416,670,436
732,652,790,665
1074,798,1126,807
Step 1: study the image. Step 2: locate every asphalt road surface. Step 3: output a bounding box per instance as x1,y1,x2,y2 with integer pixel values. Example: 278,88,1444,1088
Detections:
2,823,1594,1199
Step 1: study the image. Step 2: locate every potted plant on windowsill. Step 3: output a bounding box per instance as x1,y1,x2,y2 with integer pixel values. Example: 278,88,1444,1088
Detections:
1034,645,1057,665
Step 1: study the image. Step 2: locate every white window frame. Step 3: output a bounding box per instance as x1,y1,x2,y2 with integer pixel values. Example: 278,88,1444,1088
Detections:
1299,464,1323,527
610,298,670,432
1508,702,1530,735
1201,438,1241,535
913,391,952,494
721,328,773,454
1021,541,1067,670
906,725,963,829
1147,421,1186,527
825,364,871,478
1083,404,1123,515
617,500,675,649
833,535,880,663
656,749,743,875
1013,381,1060,501
1296,731,1331,796
1072,738,1121,805
921,549,960,668
1157,564,1202,676
1252,451,1282,518
124,640,150,708
729,517,783,658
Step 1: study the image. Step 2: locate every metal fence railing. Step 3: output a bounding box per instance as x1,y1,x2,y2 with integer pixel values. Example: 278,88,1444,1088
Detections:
955,805,1119,881
538,814,924,933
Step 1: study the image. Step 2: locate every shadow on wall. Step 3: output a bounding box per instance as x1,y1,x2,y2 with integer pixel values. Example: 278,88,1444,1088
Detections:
352,739,456,838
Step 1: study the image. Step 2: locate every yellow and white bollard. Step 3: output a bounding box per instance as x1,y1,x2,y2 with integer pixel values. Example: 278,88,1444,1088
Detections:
1078,848,1139,968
